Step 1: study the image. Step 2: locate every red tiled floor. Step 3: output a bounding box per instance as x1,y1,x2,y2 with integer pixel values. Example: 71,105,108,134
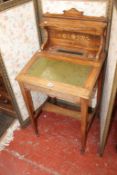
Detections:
0,150,51,175
0,111,117,175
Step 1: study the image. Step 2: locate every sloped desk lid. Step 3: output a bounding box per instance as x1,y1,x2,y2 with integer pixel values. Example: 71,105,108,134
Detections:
27,56,93,87
16,51,105,100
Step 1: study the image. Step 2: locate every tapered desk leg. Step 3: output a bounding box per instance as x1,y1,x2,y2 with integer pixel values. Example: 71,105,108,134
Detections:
19,82,39,135
96,70,103,118
80,98,89,153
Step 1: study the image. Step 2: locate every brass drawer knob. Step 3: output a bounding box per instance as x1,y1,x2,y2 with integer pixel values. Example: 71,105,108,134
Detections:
3,99,9,104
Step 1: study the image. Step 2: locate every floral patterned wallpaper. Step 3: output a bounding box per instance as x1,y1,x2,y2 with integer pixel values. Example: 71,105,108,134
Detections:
0,1,47,120
41,0,107,17
100,5,117,140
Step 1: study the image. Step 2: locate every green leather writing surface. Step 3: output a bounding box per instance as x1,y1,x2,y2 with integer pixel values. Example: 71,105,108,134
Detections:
28,57,92,87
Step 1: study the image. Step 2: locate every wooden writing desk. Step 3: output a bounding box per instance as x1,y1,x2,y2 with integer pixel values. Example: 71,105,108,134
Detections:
16,8,107,153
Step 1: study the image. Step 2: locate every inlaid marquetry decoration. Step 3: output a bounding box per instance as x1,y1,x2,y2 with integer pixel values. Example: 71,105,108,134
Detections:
52,31,91,42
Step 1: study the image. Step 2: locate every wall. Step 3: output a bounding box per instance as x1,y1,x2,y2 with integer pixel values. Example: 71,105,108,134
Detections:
41,0,107,16
0,1,46,120
100,5,117,142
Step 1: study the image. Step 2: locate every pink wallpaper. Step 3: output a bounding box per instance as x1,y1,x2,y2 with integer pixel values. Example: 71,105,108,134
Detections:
0,1,47,120
41,0,107,17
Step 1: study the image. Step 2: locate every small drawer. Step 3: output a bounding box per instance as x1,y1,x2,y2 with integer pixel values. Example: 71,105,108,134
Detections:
0,71,15,115
0,92,12,106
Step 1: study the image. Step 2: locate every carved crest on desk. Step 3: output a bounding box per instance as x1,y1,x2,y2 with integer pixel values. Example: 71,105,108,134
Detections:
63,8,84,17
44,8,106,21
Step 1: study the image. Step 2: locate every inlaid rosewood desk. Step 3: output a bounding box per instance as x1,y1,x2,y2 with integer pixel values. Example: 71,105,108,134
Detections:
16,8,107,153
